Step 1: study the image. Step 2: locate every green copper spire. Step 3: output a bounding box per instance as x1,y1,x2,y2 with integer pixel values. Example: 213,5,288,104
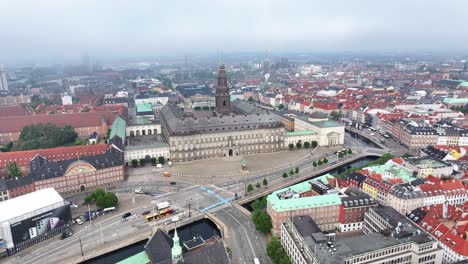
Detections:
171,228,183,263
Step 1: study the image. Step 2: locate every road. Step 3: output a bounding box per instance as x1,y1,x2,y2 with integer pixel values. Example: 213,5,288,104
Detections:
4,185,235,264
215,207,271,264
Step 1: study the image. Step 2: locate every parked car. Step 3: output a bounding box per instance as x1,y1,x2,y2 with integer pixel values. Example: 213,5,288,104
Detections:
142,211,150,215
170,182,176,185
134,188,143,194
75,218,83,225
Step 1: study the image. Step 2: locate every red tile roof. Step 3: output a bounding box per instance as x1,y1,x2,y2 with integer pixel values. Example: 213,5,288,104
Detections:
0,111,117,133
0,105,29,117
0,144,110,168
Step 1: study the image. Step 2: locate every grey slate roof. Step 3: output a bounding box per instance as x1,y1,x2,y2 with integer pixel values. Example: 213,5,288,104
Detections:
29,146,124,181
145,229,173,263
160,102,283,136
5,175,34,190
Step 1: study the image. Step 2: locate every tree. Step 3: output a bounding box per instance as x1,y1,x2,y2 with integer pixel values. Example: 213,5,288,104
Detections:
139,158,146,167
194,106,201,111
6,161,22,179
255,182,261,189
288,143,294,150
295,167,299,174
313,161,317,167
296,142,302,149
0,142,13,152
338,152,344,158
248,96,254,102
278,104,284,110
348,149,353,155
93,188,106,200
158,156,166,165
318,160,323,165
289,169,294,176
96,192,118,208
342,150,347,156
247,184,254,192
252,210,272,233
202,106,210,110
323,158,328,164
131,159,138,168
267,237,291,264
311,141,318,148
84,195,93,204
304,142,310,148
14,124,78,151
330,110,342,120
282,172,288,179
263,178,268,187
150,157,157,166
402,153,412,158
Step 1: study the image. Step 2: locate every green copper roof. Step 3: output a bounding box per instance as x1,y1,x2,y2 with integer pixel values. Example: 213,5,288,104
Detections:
443,97,468,104
285,130,317,136
366,161,414,182
116,251,150,264
171,228,183,259
310,120,343,128
267,175,341,212
136,103,153,113
110,116,126,140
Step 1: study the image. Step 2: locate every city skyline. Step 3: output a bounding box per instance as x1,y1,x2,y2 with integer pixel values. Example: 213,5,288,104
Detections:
1,0,468,63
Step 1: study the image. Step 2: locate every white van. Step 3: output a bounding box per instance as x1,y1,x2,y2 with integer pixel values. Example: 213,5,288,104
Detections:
156,164,163,168
171,215,181,222
168,161,173,167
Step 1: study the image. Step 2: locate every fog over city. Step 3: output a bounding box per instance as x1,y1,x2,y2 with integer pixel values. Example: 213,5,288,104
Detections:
1,0,468,63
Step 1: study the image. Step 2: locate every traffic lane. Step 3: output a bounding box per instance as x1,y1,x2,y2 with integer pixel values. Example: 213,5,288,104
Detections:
223,207,271,264
215,209,256,264
19,216,149,264
12,201,155,264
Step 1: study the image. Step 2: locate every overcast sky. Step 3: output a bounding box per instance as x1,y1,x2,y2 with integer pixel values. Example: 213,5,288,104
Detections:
1,0,468,63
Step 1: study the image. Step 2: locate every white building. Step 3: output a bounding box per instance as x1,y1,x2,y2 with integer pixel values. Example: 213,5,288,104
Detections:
0,188,71,256
284,131,317,148
124,143,170,164
0,71,8,91
61,94,73,105
294,117,344,147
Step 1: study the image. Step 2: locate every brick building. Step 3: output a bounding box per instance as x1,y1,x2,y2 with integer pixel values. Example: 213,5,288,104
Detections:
0,111,118,144
0,144,111,177
31,145,125,194
266,174,342,235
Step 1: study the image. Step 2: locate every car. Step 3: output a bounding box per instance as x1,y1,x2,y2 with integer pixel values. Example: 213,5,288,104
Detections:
75,218,83,225
143,191,151,195
142,210,150,215
122,212,131,219
151,192,158,197
170,182,176,185
134,188,143,194
156,164,163,168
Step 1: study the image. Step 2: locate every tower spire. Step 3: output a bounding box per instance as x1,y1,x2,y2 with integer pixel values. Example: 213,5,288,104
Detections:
215,64,231,113
172,228,183,263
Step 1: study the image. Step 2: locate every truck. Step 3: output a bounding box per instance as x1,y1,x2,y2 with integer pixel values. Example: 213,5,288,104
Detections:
157,202,170,210
163,171,170,177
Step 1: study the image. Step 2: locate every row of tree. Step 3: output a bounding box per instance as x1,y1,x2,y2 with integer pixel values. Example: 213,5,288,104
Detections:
84,188,118,208
131,157,166,168
282,167,299,179
288,140,318,150
338,153,394,179
312,158,328,167
6,124,79,151
246,178,268,193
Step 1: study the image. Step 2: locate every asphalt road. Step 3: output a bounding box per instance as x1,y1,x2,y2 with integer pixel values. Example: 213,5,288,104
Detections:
4,185,234,264
215,207,271,264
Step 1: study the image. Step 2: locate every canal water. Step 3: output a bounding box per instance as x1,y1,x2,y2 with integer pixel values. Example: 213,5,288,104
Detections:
82,218,220,264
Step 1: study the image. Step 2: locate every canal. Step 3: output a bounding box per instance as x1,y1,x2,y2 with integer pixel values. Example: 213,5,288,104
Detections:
82,218,220,264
